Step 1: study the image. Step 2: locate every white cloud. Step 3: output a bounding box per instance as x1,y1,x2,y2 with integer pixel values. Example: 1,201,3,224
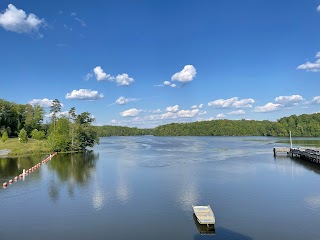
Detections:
275,94,304,106
0,4,45,35
208,97,255,108
29,98,53,108
156,80,176,88
65,89,103,100
191,104,203,109
166,105,179,112
297,60,320,72
161,112,177,119
216,113,225,118
115,96,137,105
177,109,199,118
253,103,281,113
120,108,141,117
297,52,320,72
115,73,134,86
115,96,128,105
93,66,114,81
171,65,197,83
317,5,320,11
228,110,245,115
310,96,320,104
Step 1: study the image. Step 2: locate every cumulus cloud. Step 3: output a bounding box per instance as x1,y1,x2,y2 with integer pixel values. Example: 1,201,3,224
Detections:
120,108,141,117
171,65,197,83
115,96,137,105
115,96,128,105
0,4,45,35
275,94,304,106
115,73,134,86
208,97,255,108
310,96,320,104
253,103,281,113
159,80,177,88
228,110,245,115
166,105,179,112
93,66,114,81
297,52,320,72
65,89,103,100
177,109,199,118
216,113,225,118
143,108,200,121
28,98,54,108
199,111,207,115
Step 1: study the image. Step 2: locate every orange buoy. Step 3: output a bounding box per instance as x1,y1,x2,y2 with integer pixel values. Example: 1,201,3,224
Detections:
3,182,7,187
9,180,13,184
14,177,18,181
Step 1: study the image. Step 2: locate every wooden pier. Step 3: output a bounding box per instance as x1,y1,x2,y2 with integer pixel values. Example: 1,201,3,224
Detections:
274,147,320,164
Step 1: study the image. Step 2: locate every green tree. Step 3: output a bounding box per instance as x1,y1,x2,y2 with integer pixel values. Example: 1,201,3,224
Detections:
31,129,45,140
1,132,8,142
50,99,62,132
74,112,99,151
18,128,28,143
47,117,71,152
68,107,77,151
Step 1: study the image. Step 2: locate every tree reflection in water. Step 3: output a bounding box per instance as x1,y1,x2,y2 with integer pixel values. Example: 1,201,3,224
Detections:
0,155,45,180
47,151,99,202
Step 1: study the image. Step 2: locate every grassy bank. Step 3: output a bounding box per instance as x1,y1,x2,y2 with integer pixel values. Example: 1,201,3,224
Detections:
0,138,51,156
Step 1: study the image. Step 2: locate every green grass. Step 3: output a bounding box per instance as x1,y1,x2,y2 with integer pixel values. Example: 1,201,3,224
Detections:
0,137,52,156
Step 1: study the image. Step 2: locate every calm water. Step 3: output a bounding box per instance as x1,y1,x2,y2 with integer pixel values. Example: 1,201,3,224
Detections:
1,136,320,240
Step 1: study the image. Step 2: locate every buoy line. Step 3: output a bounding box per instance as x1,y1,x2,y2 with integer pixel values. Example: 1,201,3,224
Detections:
2,152,57,189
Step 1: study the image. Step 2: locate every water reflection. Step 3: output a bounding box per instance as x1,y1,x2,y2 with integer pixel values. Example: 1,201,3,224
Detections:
0,155,45,181
276,138,320,147
193,214,215,235
193,227,253,240
47,151,99,202
92,186,105,211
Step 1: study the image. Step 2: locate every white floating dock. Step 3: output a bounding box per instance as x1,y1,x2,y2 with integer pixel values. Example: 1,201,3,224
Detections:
193,205,215,225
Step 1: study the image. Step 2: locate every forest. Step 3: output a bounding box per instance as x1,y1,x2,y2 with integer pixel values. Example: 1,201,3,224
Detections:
152,113,320,137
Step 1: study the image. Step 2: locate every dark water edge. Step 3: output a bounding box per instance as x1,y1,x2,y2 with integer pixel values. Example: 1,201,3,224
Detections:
1,136,320,240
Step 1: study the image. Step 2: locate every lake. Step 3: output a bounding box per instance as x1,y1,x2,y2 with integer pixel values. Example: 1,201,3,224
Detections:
1,136,320,240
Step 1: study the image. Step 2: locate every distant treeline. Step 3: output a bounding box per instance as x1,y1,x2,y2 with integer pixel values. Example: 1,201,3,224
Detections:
153,113,320,137
94,113,320,137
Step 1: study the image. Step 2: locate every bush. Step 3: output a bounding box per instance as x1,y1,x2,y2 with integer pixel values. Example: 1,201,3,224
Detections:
18,128,28,143
1,132,8,142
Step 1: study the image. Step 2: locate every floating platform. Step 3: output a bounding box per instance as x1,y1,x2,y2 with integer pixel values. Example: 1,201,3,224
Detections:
192,205,215,225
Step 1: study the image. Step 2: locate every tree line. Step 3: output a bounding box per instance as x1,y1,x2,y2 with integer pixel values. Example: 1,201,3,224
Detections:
0,98,98,152
152,113,320,137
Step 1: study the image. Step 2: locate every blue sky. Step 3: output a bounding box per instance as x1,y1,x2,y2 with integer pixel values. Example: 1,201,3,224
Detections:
0,0,319,128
